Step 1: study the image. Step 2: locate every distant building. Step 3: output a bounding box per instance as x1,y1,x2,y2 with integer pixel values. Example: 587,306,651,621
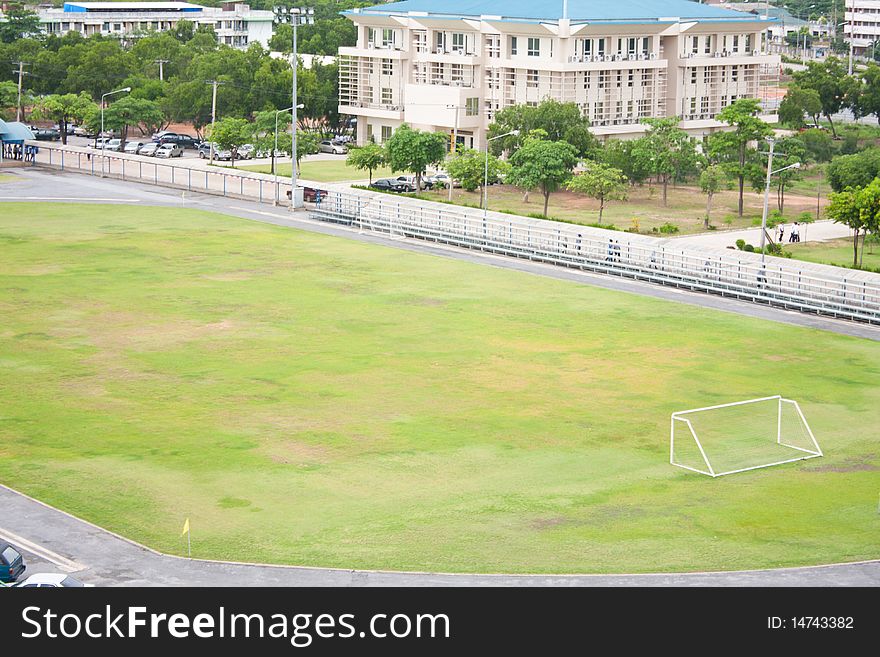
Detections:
35,2,274,50
845,0,880,56
338,0,780,148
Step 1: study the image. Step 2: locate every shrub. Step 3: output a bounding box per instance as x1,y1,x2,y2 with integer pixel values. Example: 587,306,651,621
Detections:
657,222,679,234
743,244,755,252
735,239,746,250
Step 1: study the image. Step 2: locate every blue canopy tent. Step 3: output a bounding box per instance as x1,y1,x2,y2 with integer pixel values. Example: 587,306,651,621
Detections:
0,120,37,164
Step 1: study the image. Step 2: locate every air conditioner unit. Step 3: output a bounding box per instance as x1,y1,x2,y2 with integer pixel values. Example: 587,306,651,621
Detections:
615,54,623,61
649,53,657,60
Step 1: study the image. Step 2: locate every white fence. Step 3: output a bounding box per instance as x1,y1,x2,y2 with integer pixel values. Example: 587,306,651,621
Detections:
311,190,880,325
24,142,880,325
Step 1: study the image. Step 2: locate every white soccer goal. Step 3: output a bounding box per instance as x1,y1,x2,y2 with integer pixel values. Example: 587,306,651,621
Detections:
670,395,822,477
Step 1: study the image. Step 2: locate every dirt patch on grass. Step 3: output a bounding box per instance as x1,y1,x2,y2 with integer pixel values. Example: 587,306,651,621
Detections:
807,455,879,473
202,269,265,282
87,313,241,351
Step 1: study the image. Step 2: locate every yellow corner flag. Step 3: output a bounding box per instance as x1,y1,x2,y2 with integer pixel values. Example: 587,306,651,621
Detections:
181,518,190,537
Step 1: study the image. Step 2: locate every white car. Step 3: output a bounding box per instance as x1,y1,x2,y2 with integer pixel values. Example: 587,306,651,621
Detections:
155,143,183,158
124,141,146,155
138,142,160,157
236,144,255,159
16,573,92,588
319,140,348,155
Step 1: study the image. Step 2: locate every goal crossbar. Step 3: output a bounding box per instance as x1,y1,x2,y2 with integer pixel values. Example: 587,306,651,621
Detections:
670,395,822,478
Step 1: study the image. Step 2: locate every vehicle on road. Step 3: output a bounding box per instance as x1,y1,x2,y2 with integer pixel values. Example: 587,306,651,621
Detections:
369,178,408,193
105,138,124,152
159,134,201,149
32,127,61,141
16,573,91,588
151,130,178,143
319,140,348,155
91,137,112,150
155,143,184,158
0,541,26,583
138,142,160,157
124,141,147,155
286,187,327,203
396,175,429,191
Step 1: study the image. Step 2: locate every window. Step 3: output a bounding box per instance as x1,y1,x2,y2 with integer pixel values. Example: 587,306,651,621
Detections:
628,70,634,87
733,35,739,52
598,71,606,89
436,31,446,52
627,37,637,55
616,70,622,87
382,28,395,48
642,37,650,56
690,97,697,114
367,123,373,141
732,65,739,82
381,125,392,141
692,35,699,54
583,38,592,58
746,34,752,52
381,88,393,104
705,35,712,54
466,97,479,116
527,37,540,56
704,68,711,83
452,32,465,52
382,59,393,76
691,68,697,85
526,69,538,87
451,63,463,83
510,36,518,56
596,38,605,56
583,71,590,89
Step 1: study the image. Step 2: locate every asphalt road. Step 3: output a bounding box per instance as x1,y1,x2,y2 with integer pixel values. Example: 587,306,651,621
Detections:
1,167,879,586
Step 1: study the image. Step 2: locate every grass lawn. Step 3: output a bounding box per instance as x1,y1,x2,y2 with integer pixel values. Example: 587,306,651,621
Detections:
788,236,880,271
242,158,395,183
0,173,17,183
1,202,878,574
412,182,828,235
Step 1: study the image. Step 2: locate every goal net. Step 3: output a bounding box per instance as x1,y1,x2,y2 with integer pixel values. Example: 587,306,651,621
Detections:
670,395,822,477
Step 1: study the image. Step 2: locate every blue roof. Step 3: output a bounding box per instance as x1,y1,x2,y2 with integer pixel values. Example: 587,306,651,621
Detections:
352,0,767,23
0,120,36,143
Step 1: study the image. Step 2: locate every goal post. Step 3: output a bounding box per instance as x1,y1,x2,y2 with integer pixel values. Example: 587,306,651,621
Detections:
671,395,822,477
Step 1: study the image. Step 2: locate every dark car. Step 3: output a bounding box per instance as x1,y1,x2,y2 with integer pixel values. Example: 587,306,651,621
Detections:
0,541,26,583
159,134,201,149
370,178,407,193
32,128,61,141
286,187,326,203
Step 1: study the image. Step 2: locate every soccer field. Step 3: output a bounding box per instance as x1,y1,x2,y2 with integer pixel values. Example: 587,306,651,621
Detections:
1,202,878,574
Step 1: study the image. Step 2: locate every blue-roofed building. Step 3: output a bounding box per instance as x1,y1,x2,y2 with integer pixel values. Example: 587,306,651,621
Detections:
30,2,274,50
337,0,780,146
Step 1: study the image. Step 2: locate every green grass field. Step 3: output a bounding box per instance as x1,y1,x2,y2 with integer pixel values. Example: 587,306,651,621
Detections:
788,237,880,271
1,202,879,574
242,159,395,183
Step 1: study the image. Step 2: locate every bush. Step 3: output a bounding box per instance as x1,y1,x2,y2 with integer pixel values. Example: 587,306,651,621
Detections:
656,222,679,234
743,243,755,252
735,239,746,250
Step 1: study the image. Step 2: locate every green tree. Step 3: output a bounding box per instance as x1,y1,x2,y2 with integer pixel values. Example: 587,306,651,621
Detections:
443,147,508,192
699,164,726,229
208,117,252,168
384,124,448,191
800,128,834,162
346,142,385,183
631,117,698,206
827,148,880,192
31,92,97,145
793,58,850,137
566,162,628,224
601,139,650,185
749,137,807,214
778,85,822,129
487,99,598,157
854,178,880,267
97,96,165,143
506,135,579,218
827,188,866,267
252,109,292,175
708,98,773,216
295,131,319,166
0,7,42,44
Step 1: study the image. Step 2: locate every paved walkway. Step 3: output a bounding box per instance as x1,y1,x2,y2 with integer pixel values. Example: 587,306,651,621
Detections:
674,220,852,250
3,486,879,587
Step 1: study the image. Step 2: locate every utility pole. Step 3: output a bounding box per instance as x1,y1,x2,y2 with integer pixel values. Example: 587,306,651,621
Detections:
207,80,222,165
14,62,28,123
447,104,460,201
156,59,169,82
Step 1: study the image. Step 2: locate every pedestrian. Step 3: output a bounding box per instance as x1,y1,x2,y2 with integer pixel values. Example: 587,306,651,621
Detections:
607,238,614,262
792,222,800,243
614,240,622,262
789,222,797,243
778,224,785,243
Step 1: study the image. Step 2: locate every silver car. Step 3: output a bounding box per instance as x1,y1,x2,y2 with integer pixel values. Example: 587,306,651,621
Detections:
124,141,146,154
319,140,348,155
139,142,160,157
155,143,183,158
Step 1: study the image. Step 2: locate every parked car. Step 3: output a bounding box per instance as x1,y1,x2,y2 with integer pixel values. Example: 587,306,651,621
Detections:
91,137,113,150
236,143,255,160
16,573,92,588
124,141,147,154
370,178,408,193
104,138,124,152
159,133,201,149
285,186,327,203
138,142,160,157
0,541,26,583
155,143,184,158
256,148,288,159
429,173,460,189
151,130,178,143
73,125,93,137
32,127,61,141
198,142,215,158
396,175,429,191
319,140,348,155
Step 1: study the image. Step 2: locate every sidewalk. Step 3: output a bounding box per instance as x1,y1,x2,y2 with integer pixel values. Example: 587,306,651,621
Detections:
673,220,852,250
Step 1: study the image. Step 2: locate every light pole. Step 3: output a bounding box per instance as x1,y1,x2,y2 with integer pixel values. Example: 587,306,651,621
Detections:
446,103,460,201
759,137,801,263
483,129,519,221
100,86,130,178
274,5,314,211
273,103,303,204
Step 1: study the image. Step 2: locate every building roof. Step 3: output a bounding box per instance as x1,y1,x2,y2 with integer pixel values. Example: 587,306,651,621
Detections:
350,0,772,23
62,2,204,12
0,120,36,143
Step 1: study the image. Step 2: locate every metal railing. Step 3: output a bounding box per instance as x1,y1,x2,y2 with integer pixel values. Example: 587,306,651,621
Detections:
310,190,880,325
26,142,880,325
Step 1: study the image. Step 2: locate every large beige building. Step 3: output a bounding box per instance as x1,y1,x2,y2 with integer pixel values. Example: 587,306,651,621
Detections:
338,0,779,149
845,0,880,56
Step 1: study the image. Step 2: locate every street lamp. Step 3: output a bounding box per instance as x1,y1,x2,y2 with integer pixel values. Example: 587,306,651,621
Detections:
100,86,130,178
759,137,801,263
273,103,303,204
483,129,519,221
274,5,315,211
446,103,460,201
